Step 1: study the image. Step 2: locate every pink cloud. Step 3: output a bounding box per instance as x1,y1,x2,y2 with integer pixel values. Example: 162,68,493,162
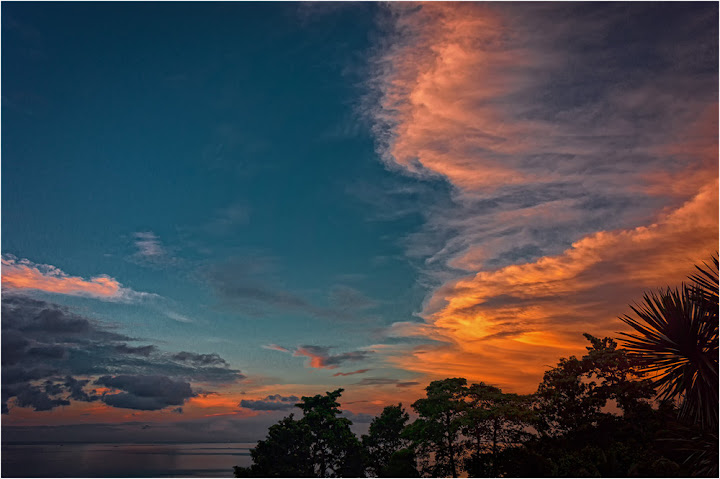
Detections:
1,255,150,302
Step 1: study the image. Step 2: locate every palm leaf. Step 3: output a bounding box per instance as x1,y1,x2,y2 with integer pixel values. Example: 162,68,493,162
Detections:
618,256,719,431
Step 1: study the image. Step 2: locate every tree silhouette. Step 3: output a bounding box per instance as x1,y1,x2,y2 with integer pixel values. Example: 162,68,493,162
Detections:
361,404,416,477
619,254,719,475
234,414,314,477
406,378,467,477
535,334,654,438
619,255,718,431
462,383,534,477
234,389,363,478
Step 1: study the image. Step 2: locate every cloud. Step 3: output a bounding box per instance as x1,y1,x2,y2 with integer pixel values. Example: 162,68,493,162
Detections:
1,295,245,413
340,410,374,424
115,344,156,356
265,344,373,370
328,286,378,312
164,311,193,323
206,259,378,322
172,352,229,367
205,203,250,234
354,378,421,388
332,369,370,377
96,375,195,411
366,3,718,391
262,344,291,353
131,232,176,267
8,384,71,412
239,394,300,411
385,180,718,392
292,345,372,370
1,255,151,302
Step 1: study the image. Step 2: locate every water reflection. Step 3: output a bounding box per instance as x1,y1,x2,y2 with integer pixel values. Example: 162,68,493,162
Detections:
1,443,253,477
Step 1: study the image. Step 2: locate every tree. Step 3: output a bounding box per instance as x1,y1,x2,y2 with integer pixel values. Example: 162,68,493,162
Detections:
296,388,364,477
234,414,314,477
462,383,534,477
362,404,416,477
407,378,468,477
520,335,684,477
535,334,654,438
618,255,718,431
235,389,364,478
618,254,719,476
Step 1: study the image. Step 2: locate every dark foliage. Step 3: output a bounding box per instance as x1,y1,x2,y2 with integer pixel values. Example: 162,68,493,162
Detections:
361,404,412,477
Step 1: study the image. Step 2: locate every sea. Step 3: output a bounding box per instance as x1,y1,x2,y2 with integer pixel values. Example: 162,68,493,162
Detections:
1,442,253,478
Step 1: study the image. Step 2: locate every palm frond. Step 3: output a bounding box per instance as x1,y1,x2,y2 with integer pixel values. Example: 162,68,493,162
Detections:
618,255,719,431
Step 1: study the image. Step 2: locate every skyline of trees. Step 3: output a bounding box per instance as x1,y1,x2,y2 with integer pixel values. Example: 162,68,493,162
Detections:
235,254,718,477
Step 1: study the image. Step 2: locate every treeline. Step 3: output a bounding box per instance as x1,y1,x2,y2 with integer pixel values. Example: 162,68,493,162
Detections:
234,256,718,478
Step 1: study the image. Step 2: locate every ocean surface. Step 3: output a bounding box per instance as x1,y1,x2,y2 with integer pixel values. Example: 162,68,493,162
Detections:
1,442,253,477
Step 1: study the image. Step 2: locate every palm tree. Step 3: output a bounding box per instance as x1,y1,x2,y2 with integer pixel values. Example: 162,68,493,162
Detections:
618,255,718,430
618,255,718,476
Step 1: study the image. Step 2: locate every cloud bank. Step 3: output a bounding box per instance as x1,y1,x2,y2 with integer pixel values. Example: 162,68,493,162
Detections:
367,3,718,391
1,295,245,413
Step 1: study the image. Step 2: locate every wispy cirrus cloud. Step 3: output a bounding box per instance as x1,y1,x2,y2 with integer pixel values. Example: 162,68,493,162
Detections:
131,232,177,267
206,258,378,322
332,369,370,377
366,3,718,391
354,378,420,388
1,255,153,302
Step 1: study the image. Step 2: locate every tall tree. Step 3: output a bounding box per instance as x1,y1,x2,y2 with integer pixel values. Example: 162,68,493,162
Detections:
235,389,364,478
296,388,364,477
619,254,719,476
362,404,416,477
407,378,468,477
462,383,534,477
234,414,314,477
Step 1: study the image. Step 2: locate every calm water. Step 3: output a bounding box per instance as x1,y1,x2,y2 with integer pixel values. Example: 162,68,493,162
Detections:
1,443,253,478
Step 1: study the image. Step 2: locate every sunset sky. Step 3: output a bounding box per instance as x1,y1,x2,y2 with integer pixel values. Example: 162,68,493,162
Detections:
2,2,717,443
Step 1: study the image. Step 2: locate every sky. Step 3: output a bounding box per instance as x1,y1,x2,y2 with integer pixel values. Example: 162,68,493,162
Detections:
2,2,718,444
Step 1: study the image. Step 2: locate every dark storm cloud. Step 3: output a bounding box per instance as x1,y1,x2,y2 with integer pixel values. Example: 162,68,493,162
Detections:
1,295,244,413
239,394,300,411
8,384,70,411
96,375,195,411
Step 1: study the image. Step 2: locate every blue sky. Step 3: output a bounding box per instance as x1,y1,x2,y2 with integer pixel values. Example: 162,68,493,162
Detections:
2,2,717,442
3,2,429,371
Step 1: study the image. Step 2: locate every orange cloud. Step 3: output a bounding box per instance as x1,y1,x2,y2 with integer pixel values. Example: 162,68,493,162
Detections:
369,3,718,393
388,180,718,393
1,256,149,301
